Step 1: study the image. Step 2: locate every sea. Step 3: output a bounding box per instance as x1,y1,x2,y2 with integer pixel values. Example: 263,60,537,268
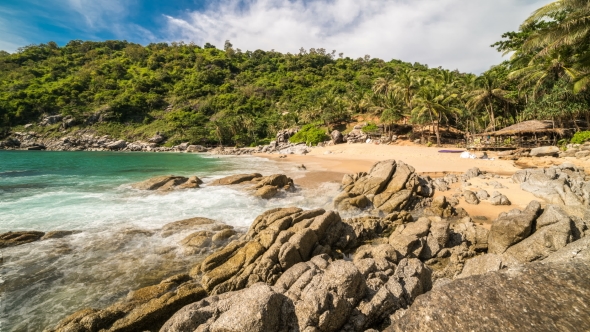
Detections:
0,151,340,331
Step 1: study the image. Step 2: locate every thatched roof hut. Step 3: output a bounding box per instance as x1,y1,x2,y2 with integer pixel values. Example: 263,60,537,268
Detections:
478,120,565,137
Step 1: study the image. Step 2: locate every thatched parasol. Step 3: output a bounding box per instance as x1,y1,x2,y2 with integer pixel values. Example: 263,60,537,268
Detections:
477,120,565,137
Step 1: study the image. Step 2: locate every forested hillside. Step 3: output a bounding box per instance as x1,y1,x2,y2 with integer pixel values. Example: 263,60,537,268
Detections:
1,0,589,146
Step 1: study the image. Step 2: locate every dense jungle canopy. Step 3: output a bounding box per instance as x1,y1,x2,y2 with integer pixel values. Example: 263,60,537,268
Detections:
1,0,589,146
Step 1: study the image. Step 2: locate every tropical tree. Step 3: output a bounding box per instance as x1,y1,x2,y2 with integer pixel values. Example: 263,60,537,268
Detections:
465,72,513,132
411,81,461,146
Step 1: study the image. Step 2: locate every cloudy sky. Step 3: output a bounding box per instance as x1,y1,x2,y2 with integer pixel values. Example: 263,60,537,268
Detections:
1,0,549,73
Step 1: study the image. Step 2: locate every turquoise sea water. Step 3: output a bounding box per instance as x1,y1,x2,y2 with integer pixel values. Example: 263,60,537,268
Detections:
0,151,339,331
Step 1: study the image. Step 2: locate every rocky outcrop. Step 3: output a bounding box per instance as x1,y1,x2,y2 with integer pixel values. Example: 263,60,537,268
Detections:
385,259,590,332
513,164,590,206
334,160,433,213
487,201,541,254
131,175,201,191
211,173,295,199
0,231,45,248
47,275,207,332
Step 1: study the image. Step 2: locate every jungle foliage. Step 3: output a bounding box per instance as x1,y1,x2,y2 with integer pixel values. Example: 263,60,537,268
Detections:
1,0,589,146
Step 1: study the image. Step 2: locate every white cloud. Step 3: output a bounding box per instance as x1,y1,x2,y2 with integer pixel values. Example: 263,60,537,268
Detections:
164,0,547,73
66,0,132,29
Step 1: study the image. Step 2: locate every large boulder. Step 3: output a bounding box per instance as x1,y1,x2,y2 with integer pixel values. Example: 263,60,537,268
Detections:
331,130,344,144
106,140,128,150
335,160,433,213
385,259,590,332
210,173,262,185
530,145,560,157
487,201,541,254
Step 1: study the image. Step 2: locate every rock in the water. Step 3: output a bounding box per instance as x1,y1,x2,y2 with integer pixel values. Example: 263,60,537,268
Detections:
210,173,263,185
131,175,195,191
0,231,45,248
385,259,590,332
40,230,76,240
160,217,217,237
254,185,278,199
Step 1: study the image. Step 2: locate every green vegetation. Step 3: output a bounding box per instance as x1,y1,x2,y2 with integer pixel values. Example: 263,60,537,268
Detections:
288,124,329,146
571,131,590,144
361,122,379,134
0,0,589,146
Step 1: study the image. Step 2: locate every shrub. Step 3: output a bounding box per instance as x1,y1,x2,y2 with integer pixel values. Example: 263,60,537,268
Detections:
289,125,329,146
571,131,590,144
362,122,379,134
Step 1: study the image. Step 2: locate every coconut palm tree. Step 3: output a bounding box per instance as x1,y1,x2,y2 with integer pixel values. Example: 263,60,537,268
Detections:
411,81,461,146
522,0,590,59
466,73,513,132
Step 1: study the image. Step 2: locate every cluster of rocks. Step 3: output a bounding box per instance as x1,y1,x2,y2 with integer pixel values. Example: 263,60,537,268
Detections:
130,173,296,200
513,163,590,207
560,141,590,160
333,160,434,213
44,160,590,332
429,168,512,206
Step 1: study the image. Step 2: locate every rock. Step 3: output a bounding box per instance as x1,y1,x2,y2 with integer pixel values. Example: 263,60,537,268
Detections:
40,114,63,126
536,205,571,229
449,217,490,252
543,236,590,263
212,229,237,242
254,185,278,199
575,150,590,159
335,160,432,214
131,175,191,191
186,145,206,152
210,173,263,185
461,167,481,181
463,190,480,205
148,134,165,144
488,191,511,205
161,217,217,237
502,218,574,266
476,189,489,200
487,201,540,254
0,231,45,248
513,166,590,206
457,253,502,278
331,130,343,144
163,259,366,332
386,259,590,332
40,230,76,240
180,231,213,253
255,174,293,188
530,145,560,157
106,140,128,150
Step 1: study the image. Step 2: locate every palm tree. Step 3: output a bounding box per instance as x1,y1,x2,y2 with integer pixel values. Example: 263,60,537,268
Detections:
522,0,590,59
372,77,396,96
466,73,513,131
411,81,461,146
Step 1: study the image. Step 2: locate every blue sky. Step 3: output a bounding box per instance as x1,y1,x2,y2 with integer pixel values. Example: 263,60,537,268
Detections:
1,0,549,73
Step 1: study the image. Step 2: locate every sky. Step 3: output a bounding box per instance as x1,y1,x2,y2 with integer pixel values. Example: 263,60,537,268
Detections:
0,0,550,73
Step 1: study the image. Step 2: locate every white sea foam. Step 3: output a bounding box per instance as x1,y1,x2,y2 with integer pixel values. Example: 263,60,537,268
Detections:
0,154,342,330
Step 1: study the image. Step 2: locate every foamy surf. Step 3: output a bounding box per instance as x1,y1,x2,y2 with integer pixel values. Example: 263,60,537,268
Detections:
0,151,341,331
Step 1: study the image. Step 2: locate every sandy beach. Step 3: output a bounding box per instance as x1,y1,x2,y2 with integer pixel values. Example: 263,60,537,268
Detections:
256,143,545,223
